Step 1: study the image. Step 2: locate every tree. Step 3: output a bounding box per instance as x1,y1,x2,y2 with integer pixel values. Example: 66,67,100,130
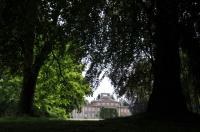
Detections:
34,48,91,118
80,0,198,115
179,0,200,113
0,47,91,118
0,1,29,73
120,58,152,113
147,0,188,115
18,0,72,115
0,0,86,115
99,107,118,119
0,73,21,116
180,50,200,113
1,0,200,116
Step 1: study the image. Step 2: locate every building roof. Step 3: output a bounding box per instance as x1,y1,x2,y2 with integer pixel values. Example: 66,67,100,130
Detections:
90,93,120,106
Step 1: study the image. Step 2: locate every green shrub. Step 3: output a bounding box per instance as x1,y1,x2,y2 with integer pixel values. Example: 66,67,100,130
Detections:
99,107,118,119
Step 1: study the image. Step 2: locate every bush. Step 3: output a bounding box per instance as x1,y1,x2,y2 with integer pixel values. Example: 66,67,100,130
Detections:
99,107,118,119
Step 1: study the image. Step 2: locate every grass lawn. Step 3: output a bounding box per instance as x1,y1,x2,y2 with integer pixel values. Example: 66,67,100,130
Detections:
0,114,200,132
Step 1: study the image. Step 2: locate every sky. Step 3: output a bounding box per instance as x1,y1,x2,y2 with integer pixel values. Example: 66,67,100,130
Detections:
82,61,118,102
85,77,117,102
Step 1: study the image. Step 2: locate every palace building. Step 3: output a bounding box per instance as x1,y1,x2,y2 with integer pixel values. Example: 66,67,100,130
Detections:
72,93,131,119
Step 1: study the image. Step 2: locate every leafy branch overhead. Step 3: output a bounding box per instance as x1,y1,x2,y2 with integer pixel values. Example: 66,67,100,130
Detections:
0,0,91,115
0,0,200,116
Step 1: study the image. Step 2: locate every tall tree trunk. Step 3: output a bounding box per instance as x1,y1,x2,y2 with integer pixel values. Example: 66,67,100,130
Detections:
18,0,59,115
147,0,188,115
19,46,53,115
18,0,39,115
181,21,200,113
19,42,53,115
20,67,39,115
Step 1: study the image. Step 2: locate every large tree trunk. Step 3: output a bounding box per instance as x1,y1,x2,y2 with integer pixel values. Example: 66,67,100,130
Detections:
20,68,39,115
181,22,200,113
19,42,53,115
147,0,188,115
18,0,41,115
18,0,58,115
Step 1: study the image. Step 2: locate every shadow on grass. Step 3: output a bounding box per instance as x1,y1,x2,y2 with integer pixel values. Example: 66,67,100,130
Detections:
0,113,200,132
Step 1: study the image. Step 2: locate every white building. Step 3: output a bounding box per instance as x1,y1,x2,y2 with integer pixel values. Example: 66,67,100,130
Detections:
72,93,131,119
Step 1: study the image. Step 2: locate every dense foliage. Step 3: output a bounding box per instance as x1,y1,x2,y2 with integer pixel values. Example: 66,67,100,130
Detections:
0,47,91,118
79,0,200,114
0,0,89,115
1,0,200,116
34,48,91,118
0,74,21,116
99,107,118,119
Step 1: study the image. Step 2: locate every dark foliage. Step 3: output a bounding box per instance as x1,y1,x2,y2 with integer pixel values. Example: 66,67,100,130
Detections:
99,107,118,119
1,0,200,116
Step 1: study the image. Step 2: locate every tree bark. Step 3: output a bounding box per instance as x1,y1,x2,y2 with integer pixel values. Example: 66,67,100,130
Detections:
19,41,53,115
18,0,38,115
18,0,47,115
18,0,59,115
20,67,39,115
181,21,200,113
147,0,188,115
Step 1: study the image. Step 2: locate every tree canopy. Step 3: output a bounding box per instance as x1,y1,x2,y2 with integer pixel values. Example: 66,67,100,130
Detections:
80,0,200,114
0,45,91,118
0,0,91,115
1,0,200,116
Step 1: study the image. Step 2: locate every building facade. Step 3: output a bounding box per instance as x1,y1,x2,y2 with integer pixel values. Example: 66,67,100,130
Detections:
72,93,131,119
